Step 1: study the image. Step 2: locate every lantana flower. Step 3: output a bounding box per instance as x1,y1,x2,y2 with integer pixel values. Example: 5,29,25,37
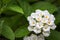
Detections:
27,9,56,37
23,34,45,40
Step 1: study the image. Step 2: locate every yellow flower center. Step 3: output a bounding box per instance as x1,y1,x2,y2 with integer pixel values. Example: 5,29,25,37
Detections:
45,16,49,18
37,18,40,21
32,22,35,24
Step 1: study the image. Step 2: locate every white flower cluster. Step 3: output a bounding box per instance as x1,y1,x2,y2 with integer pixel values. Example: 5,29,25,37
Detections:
27,9,56,37
23,34,45,40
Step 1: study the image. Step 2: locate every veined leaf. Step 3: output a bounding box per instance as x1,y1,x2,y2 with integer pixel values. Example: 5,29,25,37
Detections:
2,25,15,40
8,5,24,14
15,24,30,38
17,0,33,17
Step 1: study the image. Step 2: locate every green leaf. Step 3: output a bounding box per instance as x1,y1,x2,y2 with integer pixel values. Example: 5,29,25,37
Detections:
46,30,60,40
2,25,15,40
0,20,4,34
55,13,60,24
17,0,33,17
2,10,19,16
55,7,60,24
25,0,38,2
7,5,24,14
15,24,30,38
0,0,11,14
0,0,1,11
32,2,57,13
2,13,28,31
45,0,55,3
2,0,11,4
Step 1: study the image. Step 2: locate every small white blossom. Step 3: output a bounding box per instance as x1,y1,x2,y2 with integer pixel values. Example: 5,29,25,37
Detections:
50,24,56,30
29,19,36,26
35,9,44,17
38,34,45,40
23,34,45,40
33,27,41,34
47,20,54,25
43,25,50,32
43,10,50,14
28,26,34,31
35,16,42,22
50,14,55,21
31,13,37,18
41,18,48,23
36,22,43,28
43,10,50,19
27,9,56,37
42,31,50,37
35,9,42,14
27,16,33,21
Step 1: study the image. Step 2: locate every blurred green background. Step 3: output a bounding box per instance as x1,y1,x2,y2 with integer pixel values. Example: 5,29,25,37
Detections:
0,0,60,40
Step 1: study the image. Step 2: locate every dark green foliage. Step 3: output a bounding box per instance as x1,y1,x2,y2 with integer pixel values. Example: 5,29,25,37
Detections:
0,0,60,40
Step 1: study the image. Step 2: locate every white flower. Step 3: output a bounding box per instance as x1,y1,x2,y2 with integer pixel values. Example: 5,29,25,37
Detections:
23,36,30,40
35,9,44,17
27,9,56,37
27,16,36,26
27,16,33,21
31,13,37,18
35,9,42,14
50,14,55,21
38,34,45,40
43,10,50,15
28,26,34,31
29,19,36,26
43,25,50,32
43,10,50,19
35,16,42,22
50,24,56,30
42,31,50,37
41,18,48,23
30,34,38,40
47,20,54,25
23,34,45,40
23,34,38,40
33,27,41,34
36,22,43,28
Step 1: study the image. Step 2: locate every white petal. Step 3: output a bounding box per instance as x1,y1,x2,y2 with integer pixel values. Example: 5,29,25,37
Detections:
42,18,48,23
33,27,41,34
31,13,37,18
44,14,50,19
35,9,42,13
43,25,50,31
24,34,38,40
29,19,36,26
28,26,34,31
30,34,38,40
38,34,45,40
50,24,56,30
35,9,44,17
36,22,43,28
27,16,33,21
35,16,42,22
43,10,50,14
23,36,31,40
50,14,55,21
47,21,54,25
42,31,50,37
